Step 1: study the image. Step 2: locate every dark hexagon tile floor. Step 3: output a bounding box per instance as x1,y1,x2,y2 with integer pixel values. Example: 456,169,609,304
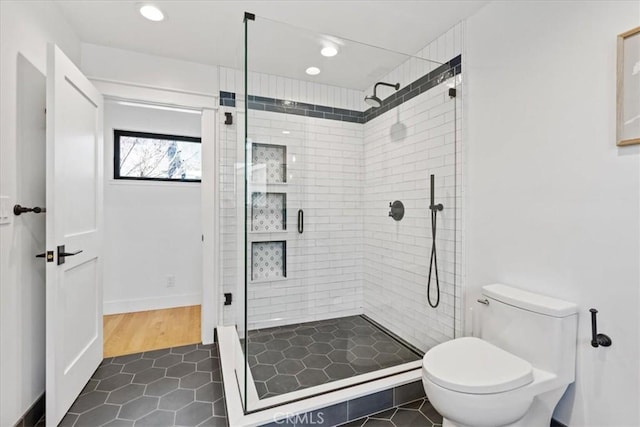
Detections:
61,344,227,427
339,398,443,427
247,316,421,399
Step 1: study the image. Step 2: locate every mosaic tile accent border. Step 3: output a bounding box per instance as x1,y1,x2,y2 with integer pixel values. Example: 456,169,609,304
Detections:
251,192,287,232
219,55,462,124
251,241,286,281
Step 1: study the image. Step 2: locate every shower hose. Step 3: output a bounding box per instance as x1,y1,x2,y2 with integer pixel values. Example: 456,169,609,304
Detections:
428,200,440,308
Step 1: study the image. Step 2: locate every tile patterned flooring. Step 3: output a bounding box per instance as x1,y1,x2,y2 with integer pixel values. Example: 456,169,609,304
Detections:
61,317,432,427
339,398,443,427
61,343,227,427
247,315,422,399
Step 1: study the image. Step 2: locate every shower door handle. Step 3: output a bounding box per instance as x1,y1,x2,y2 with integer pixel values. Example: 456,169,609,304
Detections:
297,209,304,234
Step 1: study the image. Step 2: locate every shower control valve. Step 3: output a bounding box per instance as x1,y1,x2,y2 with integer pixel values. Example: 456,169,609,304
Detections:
388,200,404,221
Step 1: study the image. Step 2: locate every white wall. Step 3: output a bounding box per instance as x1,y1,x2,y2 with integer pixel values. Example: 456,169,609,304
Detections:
466,2,640,425
0,2,80,425
103,102,203,314
82,43,218,96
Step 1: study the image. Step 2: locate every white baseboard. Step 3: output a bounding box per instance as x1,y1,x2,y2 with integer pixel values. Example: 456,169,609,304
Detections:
104,293,202,315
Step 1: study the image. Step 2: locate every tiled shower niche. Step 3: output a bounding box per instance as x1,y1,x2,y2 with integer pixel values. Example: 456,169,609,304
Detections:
251,192,286,232
252,142,287,184
251,241,286,281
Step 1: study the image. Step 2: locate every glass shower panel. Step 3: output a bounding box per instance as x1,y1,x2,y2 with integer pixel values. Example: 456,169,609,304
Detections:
216,14,249,409
240,14,461,412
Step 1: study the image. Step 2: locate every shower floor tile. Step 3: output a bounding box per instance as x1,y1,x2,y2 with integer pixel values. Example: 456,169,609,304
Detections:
247,315,422,399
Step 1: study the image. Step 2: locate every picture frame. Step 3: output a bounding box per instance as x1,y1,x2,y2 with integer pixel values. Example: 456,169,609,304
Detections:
617,26,640,146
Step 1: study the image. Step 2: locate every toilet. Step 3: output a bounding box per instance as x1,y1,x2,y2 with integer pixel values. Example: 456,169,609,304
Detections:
422,284,578,427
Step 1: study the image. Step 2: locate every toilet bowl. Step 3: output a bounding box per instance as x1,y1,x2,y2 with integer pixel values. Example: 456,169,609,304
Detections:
422,284,578,427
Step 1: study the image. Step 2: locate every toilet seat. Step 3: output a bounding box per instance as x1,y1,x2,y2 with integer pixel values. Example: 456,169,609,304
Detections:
422,337,534,394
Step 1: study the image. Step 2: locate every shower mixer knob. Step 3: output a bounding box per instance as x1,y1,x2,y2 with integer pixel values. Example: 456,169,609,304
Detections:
388,200,404,221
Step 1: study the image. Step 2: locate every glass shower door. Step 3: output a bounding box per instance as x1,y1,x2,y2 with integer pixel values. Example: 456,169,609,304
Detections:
237,12,461,413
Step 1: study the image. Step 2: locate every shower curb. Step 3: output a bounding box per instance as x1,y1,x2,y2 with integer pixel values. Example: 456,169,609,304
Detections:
218,326,423,427
259,380,425,427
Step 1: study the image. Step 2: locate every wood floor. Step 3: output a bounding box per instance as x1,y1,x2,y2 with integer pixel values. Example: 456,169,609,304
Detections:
103,305,201,357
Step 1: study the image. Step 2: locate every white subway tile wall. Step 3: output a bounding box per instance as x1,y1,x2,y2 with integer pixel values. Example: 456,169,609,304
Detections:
360,22,464,349
245,110,364,329
362,77,463,351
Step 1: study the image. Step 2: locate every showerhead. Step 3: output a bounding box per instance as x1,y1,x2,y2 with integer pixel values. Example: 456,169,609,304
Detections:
365,82,400,108
365,95,382,108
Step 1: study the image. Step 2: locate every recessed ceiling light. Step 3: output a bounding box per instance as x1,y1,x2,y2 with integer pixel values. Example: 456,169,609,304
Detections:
282,130,290,134
139,4,164,21
321,46,338,57
306,67,321,76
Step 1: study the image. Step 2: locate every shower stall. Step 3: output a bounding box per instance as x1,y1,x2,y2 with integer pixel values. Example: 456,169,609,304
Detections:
218,13,463,413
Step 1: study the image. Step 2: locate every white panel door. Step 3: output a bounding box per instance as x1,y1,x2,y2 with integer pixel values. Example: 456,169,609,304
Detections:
45,44,104,426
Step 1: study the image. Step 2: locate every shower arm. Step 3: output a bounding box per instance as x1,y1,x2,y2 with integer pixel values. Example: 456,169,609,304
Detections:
373,82,400,97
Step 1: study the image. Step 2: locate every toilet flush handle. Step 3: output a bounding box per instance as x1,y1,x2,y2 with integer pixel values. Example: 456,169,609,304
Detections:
477,298,489,305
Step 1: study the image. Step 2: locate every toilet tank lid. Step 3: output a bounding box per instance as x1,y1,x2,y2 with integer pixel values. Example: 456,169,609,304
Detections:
482,284,578,317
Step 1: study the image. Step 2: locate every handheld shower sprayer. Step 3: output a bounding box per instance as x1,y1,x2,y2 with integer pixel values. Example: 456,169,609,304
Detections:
428,174,443,308
430,174,443,213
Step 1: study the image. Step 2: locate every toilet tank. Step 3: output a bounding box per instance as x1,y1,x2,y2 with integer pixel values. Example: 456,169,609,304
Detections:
478,284,578,382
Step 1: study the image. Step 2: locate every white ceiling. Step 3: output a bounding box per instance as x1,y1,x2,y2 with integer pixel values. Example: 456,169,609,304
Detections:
54,1,488,90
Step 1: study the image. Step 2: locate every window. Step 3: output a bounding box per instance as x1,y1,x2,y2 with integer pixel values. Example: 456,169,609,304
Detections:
114,130,202,182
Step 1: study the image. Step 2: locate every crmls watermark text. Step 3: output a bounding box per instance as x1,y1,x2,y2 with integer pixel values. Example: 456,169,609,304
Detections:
274,412,325,425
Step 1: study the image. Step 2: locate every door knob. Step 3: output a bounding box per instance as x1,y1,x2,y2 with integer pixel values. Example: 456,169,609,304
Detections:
13,204,46,215
57,245,83,265
36,251,55,262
